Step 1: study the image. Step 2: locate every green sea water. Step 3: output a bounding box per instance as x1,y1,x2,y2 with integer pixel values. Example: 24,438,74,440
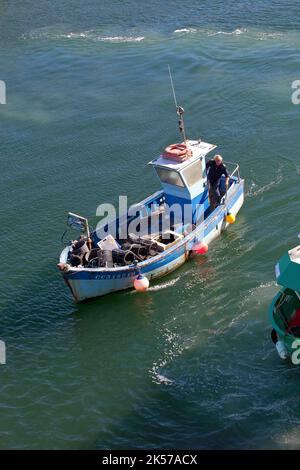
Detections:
1,0,300,449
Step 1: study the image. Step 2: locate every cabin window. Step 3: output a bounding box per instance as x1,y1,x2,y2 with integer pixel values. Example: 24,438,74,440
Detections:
155,167,185,188
181,161,203,187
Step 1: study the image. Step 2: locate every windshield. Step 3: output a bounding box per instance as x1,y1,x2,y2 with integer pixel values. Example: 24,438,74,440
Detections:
181,161,204,187
155,167,185,188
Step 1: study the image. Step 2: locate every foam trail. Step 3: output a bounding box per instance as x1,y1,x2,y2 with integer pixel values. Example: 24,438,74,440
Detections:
173,28,197,34
22,29,145,43
147,277,180,292
96,36,145,42
208,28,246,36
246,173,283,198
151,372,173,385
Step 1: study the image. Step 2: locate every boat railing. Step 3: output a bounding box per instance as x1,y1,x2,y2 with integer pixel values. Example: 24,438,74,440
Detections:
224,161,241,182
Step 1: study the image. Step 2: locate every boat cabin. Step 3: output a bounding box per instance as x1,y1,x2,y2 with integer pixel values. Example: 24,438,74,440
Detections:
275,245,300,293
93,139,220,246
149,140,216,226
271,245,300,345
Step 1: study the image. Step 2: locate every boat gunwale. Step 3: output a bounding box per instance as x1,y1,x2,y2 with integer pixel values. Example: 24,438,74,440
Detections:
268,289,286,337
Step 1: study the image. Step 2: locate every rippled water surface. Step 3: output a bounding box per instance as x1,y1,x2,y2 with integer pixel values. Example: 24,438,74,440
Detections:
1,0,300,449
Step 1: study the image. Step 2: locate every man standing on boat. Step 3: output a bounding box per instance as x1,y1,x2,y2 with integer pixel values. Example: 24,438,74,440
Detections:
206,154,229,210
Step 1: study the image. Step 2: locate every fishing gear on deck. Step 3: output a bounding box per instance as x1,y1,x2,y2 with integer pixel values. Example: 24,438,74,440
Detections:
112,249,136,266
127,233,160,255
68,237,89,266
121,242,148,260
66,231,163,268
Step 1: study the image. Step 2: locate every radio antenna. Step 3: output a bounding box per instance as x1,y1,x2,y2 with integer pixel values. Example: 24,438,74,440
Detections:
168,64,187,142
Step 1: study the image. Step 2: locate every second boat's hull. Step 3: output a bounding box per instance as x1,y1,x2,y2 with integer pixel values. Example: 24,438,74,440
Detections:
269,288,300,363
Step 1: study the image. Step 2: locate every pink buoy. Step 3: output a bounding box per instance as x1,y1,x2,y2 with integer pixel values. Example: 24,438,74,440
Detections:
134,274,149,292
193,241,209,255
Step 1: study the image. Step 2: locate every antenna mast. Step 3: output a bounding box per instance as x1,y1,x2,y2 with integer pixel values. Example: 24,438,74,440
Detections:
168,64,187,143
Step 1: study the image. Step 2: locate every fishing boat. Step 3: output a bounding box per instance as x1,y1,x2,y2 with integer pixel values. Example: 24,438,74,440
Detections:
57,73,244,302
269,242,300,364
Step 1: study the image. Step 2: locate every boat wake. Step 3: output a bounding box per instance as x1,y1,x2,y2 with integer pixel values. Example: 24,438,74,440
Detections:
173,28,197,34
149,328,186,386
172,26,285,41
93,35,144,43
22,29,145,43
172,27,246,37
246,173,283,198
151,372,173,385
147,277,180,292
256,32,284,41
241,281,278,305
214,281,278,335
22,25,290,44
127,276,180,295
207,28,247,36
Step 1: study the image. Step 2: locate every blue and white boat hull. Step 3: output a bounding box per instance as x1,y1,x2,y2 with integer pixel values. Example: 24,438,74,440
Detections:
60,180,244,302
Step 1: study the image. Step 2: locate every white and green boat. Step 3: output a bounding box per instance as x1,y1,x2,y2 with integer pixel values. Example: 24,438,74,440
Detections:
269,242,300,364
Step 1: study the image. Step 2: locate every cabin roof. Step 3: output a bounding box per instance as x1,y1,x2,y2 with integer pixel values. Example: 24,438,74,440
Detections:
289,245,300,265
276,246,300,291
148,140,217,171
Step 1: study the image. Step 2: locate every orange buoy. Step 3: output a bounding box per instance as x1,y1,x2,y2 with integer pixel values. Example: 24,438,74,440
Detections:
193,241,209,255
134,274,149,292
